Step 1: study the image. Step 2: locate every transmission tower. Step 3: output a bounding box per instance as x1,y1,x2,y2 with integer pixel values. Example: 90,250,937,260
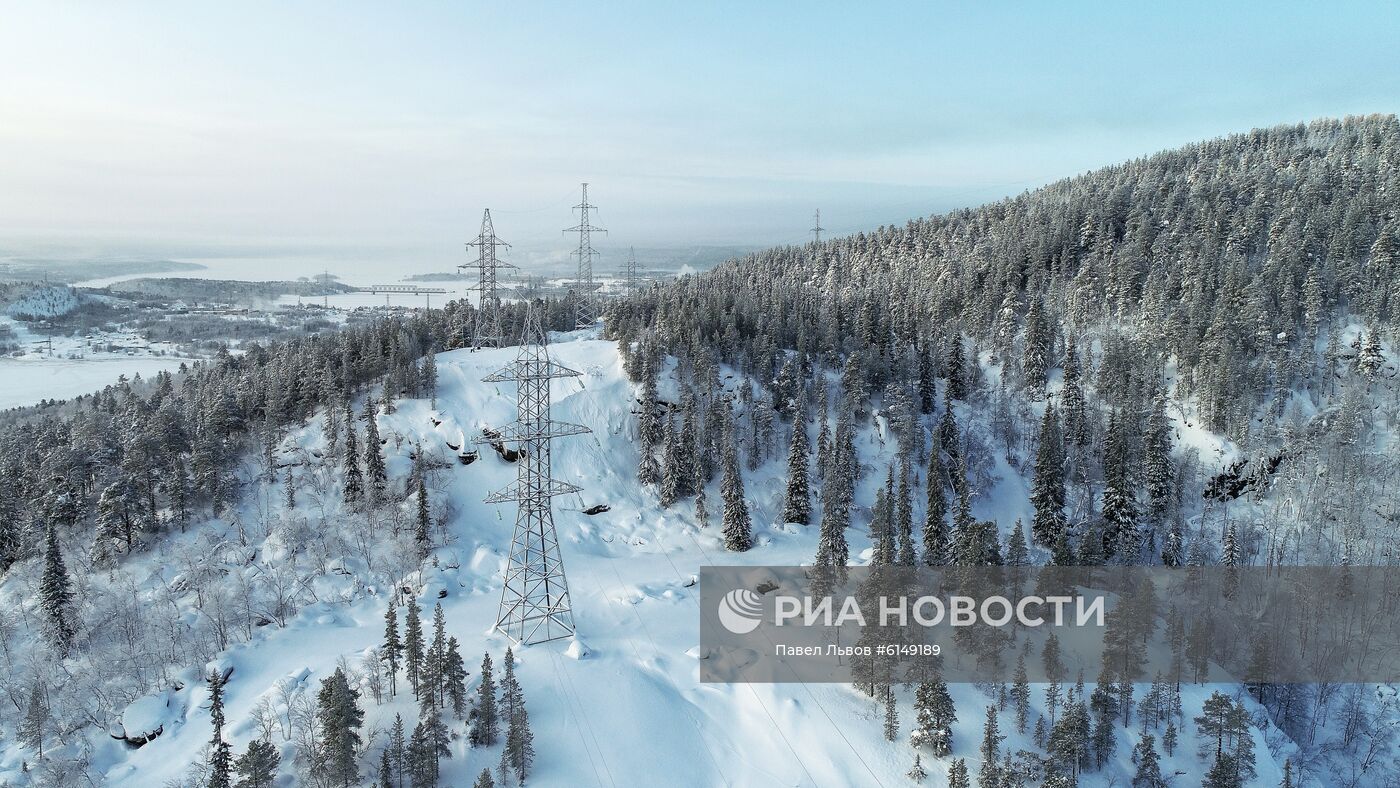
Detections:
618,246,640,297
460,209,517,348
564,183,606,329
811,209,824,246
477,308,591,645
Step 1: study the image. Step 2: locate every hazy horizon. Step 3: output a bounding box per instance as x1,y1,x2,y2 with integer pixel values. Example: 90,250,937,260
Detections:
3,2,1399,273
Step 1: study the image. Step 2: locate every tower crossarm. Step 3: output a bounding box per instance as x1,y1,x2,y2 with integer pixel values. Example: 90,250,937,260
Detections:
483,477,585,504
474,420,591,444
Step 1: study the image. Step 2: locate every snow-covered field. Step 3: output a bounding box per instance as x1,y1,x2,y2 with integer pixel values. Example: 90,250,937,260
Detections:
0,316,196,409
0,332,1295,787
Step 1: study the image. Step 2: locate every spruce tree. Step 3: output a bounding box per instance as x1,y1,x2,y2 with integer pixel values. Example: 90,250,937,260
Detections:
472,651,499,746
19,680,47,758
426,602,448,708
911,679,956,757
923,448,949,566
444,637,468,719
233,739,278,788
882,684,899,741
1101,409,1139,562
313,667,364,787
659,415,682,508
1012,653,1031,733
364,398,388,504
208,669,233,788
383,599,402,698
948,758,971,788
906,752,927,782
780,398,811,525
415,470,432,559
501,648,534,781
389,713,407,788
39,521,74,653
475,769,496,788
720,420,753,552
1142,386,1174,524
978,706,1003,788
895,465,915,566
1029,405,1066,547
343,417,364,506
404,597,425,699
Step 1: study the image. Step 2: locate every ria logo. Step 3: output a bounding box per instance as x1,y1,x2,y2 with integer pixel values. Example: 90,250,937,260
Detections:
718,588,764,634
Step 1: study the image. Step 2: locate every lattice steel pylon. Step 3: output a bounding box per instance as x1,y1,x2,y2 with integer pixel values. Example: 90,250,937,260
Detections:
461,209,517,349
564,183,606,329
477,308,591,645
811,209,824,246
618,245,639,298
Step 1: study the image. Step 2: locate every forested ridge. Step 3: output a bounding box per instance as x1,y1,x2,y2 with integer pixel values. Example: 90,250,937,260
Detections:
0,116,1397,786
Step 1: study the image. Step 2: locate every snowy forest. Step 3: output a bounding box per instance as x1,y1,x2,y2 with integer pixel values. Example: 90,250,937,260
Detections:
0,115,1398,786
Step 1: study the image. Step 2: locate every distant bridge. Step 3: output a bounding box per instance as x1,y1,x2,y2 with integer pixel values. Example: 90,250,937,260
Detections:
356,284,449,295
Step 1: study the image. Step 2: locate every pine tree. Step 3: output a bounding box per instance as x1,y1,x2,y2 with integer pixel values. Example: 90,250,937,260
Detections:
39,521,74,653
404,597,425,699
1279,759,1294,788
1132,732,1164,787
474,769,496,788
781,398,811,524
1030,405,1066,547
720,419,753,552
1204,753,1238,788
1162,719,1178,757
208,669,233,788
313,667,364,787
233,739,278,788
383,599,402,698
472,652,499,746
364,398,388,504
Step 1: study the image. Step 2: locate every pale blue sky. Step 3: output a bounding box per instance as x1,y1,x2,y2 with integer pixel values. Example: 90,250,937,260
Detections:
1,1,1397,268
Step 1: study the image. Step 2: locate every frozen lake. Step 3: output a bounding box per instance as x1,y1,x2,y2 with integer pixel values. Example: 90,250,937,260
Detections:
0,355,197,410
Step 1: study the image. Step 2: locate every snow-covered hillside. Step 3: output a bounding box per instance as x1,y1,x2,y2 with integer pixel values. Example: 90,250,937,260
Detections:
0,332,1301,787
